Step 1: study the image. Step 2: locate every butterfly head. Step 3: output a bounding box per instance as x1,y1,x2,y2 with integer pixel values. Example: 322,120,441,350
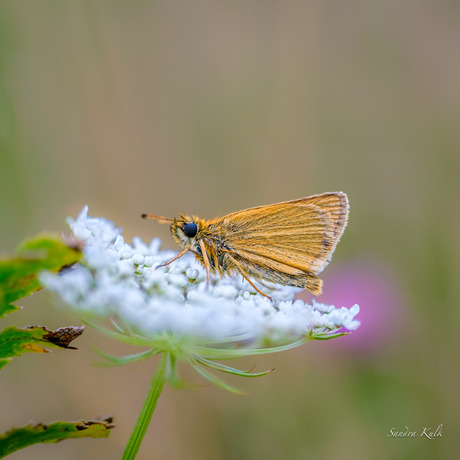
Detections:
170,215,201,249
141,212,205,251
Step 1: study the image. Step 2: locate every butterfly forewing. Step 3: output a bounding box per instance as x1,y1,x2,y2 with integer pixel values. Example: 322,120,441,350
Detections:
296,192,349,240
212,192,349,275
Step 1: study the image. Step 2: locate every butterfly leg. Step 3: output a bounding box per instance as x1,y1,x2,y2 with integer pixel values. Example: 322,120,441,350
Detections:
198,239,211,286
241,272,273,301
226,254,272,301
157,248,189,268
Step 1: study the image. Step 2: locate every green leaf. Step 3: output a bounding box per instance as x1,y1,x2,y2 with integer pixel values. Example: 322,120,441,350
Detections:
0,325,84,362
0,234,82,319
0,417,115,458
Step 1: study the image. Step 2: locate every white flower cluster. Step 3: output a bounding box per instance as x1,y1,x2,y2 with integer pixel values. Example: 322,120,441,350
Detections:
41,207,359,347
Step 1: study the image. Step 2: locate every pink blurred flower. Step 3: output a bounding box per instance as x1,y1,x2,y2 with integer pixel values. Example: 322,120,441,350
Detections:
299,257,408,354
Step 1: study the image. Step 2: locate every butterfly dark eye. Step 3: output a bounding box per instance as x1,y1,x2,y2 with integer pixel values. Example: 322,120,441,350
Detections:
183,223,198,238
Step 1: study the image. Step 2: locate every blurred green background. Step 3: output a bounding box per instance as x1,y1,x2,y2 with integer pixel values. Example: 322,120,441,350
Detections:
1,1,459,459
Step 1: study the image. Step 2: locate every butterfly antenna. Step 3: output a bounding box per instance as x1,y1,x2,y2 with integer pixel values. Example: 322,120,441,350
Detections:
141,213,175,224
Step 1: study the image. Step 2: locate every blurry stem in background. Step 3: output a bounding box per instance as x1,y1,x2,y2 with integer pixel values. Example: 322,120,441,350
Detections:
121,353,167,460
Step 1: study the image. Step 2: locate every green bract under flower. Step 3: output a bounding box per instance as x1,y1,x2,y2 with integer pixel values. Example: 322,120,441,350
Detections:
41,206,359,352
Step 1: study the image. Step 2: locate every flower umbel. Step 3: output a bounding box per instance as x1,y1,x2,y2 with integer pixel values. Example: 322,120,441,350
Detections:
40,207,360,458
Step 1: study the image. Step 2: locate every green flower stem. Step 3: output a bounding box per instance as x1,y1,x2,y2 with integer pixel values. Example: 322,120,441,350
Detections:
121,353,167,460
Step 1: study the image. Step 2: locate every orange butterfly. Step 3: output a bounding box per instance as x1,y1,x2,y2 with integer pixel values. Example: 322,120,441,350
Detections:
142,192,349,299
